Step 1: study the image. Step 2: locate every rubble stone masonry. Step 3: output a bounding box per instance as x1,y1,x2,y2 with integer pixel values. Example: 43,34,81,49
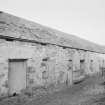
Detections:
0,39,104,96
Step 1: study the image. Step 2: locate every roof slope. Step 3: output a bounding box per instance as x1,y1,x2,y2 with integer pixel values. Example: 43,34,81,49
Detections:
0,11,105,53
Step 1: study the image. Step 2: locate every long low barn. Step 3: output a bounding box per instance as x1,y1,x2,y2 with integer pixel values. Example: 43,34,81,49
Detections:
0,11,105,96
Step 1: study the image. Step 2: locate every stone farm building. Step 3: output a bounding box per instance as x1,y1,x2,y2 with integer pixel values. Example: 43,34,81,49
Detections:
0,11,105,96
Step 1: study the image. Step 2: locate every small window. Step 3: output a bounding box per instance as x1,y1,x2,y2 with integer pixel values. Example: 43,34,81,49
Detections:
80,60,85,63
91,60,93,62
42,57,49,61
68,59,72,62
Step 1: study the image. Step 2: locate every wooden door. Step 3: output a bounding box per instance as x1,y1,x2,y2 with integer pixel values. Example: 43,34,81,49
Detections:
8,59,27,95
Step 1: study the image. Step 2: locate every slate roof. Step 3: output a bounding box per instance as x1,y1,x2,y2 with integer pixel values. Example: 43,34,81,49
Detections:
0,11,105,53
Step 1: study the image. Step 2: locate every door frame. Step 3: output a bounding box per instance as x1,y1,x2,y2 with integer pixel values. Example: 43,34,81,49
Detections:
8,59,27,95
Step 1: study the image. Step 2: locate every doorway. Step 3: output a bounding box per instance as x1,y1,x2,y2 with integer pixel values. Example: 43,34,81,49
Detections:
80,60,85,75
8,59,27,95
67,60,73,86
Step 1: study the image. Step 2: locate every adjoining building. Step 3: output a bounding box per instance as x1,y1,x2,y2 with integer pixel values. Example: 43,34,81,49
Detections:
0,11,105,96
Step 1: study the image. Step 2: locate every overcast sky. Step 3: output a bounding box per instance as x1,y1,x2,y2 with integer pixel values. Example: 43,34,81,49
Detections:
0,0,105,45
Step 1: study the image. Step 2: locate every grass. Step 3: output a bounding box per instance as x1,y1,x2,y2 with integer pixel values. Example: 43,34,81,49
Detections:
0,74,105,105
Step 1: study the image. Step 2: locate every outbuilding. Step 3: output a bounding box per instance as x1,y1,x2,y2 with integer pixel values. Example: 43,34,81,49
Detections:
0,11,105,96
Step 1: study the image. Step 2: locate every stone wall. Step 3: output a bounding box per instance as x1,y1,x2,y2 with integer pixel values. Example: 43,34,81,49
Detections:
0,57,8,96
26,45,71,88
0,39,104,96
